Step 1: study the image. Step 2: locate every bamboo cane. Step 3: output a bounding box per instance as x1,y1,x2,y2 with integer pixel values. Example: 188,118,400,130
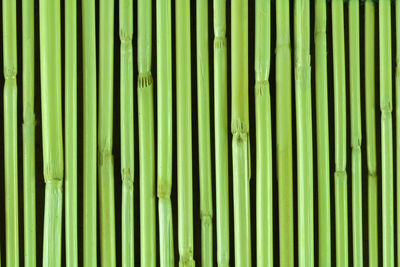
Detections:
196,0,213,265
232,0,251,265
157,0,174,265
98,0,117,265
176,0,195,265
22,0,37,265
255,0,272,266
348,0,363,265
365,1,378,266
3,0,19,266
332,0,348,266
379,1,394,266
294,1,314,266
120,0,135,266
39,0,64,266
65,0,78,266
138,0,156,265
213,0,230,266
314,0,331,265
396,1,400,265
82,0,97,264
275,0,294,264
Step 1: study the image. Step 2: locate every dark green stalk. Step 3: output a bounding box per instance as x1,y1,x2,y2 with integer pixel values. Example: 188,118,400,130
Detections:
396,0,400,265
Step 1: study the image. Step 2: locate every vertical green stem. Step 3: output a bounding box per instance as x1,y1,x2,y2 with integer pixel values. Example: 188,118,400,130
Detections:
255,0,272,266
3,0,19,266
396,0,400,265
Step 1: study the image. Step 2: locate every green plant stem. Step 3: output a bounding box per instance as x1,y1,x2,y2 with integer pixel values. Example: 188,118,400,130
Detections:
365,1,378,266
232,0,251,266
294,1,314,266
314,0,331,265
332,0,348,266
196,0,213,266
176,0,195,265
276,0,294,264
3,0,19,266
380,1,394,266
98,0,116,265
120,0,135,266
82,0,97,265
22,0,36,265
397,0,400,265
255,0,272,266
39,0,64,266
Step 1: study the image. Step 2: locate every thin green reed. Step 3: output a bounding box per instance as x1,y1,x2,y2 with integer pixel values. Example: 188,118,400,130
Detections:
276,0,294,264
39,0,64,266
138,0,157,265
120,0,135,266
332,0,348,266
255,0,273,266
157,0,174,265
349,0,363,265
65,0,78,266
380,0,394,266
294,0,314,266
314,0,331,265
213,0,230,266
365,1,378,266
22,0,37,265
99,0,117,265
196,0,214,265
3,0,19,266
232,0,251,266
82,0,97,264
397,0,400,265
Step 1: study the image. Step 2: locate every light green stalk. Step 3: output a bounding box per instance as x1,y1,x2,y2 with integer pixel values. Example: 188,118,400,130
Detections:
255,0,272,266
397,0,400,265
176,0,195,265
232,0,251,266
294,1,314,266
157,0,174,265
276,0,294,264
332,0,348,266
213,0,230,266
314,0,331,265
348,1,363,265
98,0,116,265
365,1,377,266
22,0,37,265
3,0,19,266
196,0,213,265
39,0,64,266
380,1,394,266
82,0,97,264
120,0,135,266
138,0,156,265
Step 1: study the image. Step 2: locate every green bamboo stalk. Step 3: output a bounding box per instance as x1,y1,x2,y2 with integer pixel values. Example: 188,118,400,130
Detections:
176,0,195,265
3,0,19,266
22,0,37,265
396,1,400,265
294,0,314,266
82,0,97,264
196,0,213,265
348,0,363,265
332,0,348,266
314,0,331,265
213,0,230,266
157,0,174,265
65,0,78,266
255,0,272,266
120,0,135,266
380,1,394,266
138,0,156,265
365,1,378,266
232,0,251,265
98,0,116,265
275,0,294,264
39,0,64,266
